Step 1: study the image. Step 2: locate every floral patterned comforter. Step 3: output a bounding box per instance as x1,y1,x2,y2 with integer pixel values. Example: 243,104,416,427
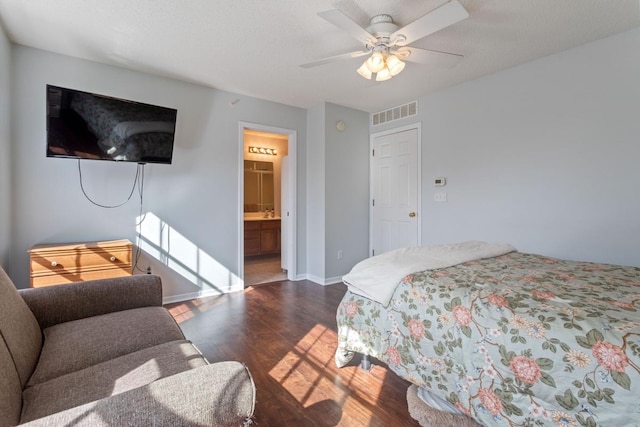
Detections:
336,252,640,427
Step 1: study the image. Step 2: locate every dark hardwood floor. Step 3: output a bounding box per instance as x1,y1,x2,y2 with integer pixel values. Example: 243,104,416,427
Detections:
166,280,420,427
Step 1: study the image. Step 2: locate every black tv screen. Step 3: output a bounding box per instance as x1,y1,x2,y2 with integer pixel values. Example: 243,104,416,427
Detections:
46,85,177,164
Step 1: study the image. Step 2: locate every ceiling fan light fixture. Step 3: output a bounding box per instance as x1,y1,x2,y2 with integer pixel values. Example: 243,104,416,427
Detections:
386,54,405,76
310,3,469,83
375,66,392,82
366,51,385,73
357,61,373,79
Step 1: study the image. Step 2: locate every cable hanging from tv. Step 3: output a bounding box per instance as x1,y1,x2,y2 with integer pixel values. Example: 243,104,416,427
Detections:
77,160,144,208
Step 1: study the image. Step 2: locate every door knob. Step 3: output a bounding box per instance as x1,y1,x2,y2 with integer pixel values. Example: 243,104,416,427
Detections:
409,212,416,218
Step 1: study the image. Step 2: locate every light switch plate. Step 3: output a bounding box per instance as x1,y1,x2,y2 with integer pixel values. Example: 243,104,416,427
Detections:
434,192,447,203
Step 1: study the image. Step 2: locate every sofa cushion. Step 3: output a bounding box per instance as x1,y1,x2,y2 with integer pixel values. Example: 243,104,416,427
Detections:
20,362,255,427
0,267,42,387
21,340,208,423
27,306,185,386
0,333,23,426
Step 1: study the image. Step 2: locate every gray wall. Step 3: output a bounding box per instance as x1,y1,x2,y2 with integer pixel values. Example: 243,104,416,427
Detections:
306,102,370,283
0,23,10,270
10,46,309,297
7,25,639,294
374,28,640,267
305,104,325,281
324,103,369,280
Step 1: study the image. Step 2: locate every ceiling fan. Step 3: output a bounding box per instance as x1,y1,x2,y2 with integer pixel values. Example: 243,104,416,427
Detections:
300,0,469,81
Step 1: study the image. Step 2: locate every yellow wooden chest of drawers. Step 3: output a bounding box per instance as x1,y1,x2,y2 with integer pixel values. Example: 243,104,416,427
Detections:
29,239,132,287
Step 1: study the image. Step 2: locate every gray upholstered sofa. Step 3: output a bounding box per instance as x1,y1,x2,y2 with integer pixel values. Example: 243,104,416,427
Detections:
0,266,255,426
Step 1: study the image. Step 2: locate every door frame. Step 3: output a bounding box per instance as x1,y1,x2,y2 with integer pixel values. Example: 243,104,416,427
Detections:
369,122,422,256
238,122,297,282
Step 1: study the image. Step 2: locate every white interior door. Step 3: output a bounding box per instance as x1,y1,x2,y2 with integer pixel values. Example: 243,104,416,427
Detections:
371,127,420,256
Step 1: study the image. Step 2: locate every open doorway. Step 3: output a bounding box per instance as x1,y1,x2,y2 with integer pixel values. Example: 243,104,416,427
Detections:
239,123,297,286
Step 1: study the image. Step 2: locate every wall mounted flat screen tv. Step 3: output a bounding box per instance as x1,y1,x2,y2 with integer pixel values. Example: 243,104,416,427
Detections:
46,85,177,164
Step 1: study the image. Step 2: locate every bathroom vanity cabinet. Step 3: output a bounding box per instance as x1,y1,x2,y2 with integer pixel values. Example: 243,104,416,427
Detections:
244,219,281,256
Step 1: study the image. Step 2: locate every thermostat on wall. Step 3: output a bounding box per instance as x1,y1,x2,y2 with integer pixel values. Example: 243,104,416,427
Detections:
434,177,446,186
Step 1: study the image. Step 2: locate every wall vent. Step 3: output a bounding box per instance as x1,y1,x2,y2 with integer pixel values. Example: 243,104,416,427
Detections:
371,101,418,126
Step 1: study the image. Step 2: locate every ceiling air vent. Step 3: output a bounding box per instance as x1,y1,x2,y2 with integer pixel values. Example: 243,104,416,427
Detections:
371,101,418,126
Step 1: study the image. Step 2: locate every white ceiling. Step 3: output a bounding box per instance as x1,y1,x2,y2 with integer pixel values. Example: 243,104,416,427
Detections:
0,1,639,113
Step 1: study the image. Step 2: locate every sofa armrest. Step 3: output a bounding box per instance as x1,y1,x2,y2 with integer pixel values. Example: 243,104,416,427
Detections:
19,275,163,330
20,362,256,427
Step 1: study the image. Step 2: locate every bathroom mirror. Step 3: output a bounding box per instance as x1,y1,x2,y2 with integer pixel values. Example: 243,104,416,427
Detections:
244,160,274,212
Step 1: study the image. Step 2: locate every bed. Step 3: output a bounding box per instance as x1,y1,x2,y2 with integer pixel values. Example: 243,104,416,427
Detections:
336,241,640,426
70,92,176,162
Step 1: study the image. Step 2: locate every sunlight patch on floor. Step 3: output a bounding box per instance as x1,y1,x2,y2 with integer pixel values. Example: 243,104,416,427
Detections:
167,294,238,323
167,303,194,323
268,323,387,424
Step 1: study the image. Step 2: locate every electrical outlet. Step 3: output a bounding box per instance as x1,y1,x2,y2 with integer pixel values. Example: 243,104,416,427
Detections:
337,250,343,260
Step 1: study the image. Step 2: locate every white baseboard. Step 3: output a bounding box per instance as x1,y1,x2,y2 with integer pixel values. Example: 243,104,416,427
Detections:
162,274,344,304
303,274,343,286
162,285,243,305
305,274,324,285
324,276,343,285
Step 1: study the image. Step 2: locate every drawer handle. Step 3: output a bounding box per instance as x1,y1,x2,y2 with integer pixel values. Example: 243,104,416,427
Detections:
51,261,58,267
110,256,117,262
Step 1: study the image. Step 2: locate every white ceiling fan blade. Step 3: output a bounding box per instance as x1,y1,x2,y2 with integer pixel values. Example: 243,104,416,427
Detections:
396,47,463,68
391,0,469,46
317,9,376,45
300,50,370,68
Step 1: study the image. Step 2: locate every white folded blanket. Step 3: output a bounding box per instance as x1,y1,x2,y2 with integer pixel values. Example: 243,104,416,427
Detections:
342,241,516,306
